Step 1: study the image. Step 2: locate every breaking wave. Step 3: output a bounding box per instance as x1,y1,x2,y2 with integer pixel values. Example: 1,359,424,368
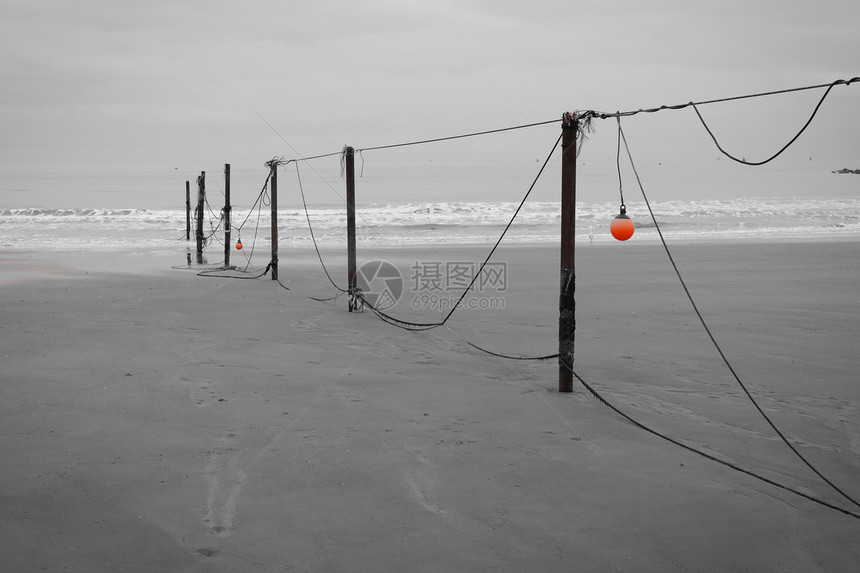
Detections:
2,199,859,251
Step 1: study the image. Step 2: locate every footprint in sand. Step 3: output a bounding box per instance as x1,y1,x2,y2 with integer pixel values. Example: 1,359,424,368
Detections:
415,350,435,364
404,447,446,516
177,376,219,407
202,432,247,537
290,314,322,331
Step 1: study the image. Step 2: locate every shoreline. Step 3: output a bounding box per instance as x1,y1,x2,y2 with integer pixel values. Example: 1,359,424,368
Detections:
3,233,860,279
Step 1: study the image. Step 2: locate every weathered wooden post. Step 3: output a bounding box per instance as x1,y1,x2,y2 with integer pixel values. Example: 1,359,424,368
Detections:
195,171,205,265
223,164,232,268
185,180,191,241
269,163,279,280
559,112,578,392
345,147,358,310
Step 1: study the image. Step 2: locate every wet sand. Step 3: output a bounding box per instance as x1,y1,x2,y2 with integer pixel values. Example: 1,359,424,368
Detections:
1,240,859,572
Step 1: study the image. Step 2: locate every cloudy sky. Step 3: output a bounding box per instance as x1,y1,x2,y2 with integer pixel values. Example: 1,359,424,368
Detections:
1,0,858,169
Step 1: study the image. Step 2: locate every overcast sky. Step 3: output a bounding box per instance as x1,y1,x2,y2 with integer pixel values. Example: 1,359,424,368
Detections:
1,0,858,169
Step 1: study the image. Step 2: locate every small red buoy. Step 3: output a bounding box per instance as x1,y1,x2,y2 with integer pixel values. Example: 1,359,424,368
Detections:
610,205,634,241
236,239,243,250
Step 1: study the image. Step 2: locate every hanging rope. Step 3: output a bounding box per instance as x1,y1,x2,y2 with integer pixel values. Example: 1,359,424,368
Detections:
294,161,348,295
236,172,271,273
356,130,564,331
357,119,559,153
615,116,626,208
231,169,273,233
617,119,860,510
690,78,846,165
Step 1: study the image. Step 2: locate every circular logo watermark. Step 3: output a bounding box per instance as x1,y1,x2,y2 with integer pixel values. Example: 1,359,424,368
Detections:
356,260,403,311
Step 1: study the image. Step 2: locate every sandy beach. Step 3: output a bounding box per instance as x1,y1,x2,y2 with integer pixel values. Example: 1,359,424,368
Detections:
1,239,859,572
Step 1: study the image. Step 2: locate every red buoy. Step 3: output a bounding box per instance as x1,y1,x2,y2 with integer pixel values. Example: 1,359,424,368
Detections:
236,239,243,250
610,205,634,241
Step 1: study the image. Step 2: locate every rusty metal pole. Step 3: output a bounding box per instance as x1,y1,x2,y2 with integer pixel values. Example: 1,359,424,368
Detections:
195,171,205,265
559,113,578,392
345,147,358,311
185,181,191,241
185,180,192,266
223,164,232,268
270,164,279,280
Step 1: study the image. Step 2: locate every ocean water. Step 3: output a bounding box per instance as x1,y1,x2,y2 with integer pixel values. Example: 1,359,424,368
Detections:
1,157,858,252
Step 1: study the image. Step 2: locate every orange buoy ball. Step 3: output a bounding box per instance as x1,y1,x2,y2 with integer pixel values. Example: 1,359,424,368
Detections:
610,206,635,241
236,240,243,250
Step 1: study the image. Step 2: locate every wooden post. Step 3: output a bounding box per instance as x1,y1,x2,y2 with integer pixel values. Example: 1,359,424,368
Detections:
223,164,232,268
185,181,191,241
559,113,578,392
345,147,358,311
270,164,279,280
196,171,205,265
